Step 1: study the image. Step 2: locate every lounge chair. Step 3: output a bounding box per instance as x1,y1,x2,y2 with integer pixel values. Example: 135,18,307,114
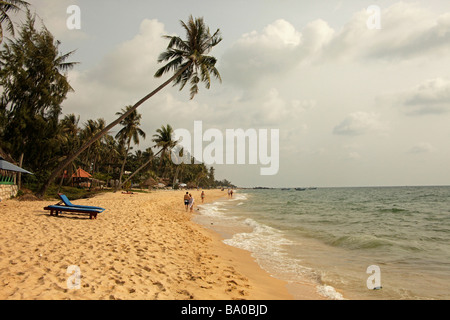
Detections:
44,205,104,220
44,194,105,220
58,193,105,211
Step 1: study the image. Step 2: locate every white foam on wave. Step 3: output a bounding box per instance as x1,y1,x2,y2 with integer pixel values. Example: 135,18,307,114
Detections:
229,193,248,201
223,217,346,300
224,218,317,282
198,192,248,217
198,202,228,217
316,285,345,300
224,218,293,251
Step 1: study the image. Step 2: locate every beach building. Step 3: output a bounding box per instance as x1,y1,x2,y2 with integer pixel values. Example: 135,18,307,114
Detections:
71,167,105,189
0,157,33,201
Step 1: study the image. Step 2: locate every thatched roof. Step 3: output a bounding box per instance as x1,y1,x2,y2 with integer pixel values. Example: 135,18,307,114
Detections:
142,177,158,187
72,167,92,178
142,177,170,188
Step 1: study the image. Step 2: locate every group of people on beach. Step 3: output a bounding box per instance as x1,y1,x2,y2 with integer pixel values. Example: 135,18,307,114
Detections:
184,191,205,212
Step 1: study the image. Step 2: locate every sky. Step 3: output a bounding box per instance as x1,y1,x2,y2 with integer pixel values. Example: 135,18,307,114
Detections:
15,0,450,188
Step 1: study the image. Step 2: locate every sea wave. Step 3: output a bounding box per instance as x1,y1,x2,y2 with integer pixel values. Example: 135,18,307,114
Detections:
327,235,394,250
198,202,228,217
316,285,345,300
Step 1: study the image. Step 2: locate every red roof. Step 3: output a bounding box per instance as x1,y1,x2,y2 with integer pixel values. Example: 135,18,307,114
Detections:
72,167,92,178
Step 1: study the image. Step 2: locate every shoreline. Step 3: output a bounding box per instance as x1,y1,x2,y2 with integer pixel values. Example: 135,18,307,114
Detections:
181,189,294,300
0,189,324,300
193,191,328,300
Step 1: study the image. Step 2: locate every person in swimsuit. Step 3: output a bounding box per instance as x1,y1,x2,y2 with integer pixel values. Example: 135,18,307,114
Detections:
201,191,205,203
184,192,190,211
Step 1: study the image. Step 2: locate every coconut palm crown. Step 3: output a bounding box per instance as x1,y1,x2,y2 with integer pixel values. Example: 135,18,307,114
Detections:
155,15,222,100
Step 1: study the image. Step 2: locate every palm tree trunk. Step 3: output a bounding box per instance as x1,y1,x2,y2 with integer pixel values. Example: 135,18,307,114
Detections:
116,139,131,191
158,149,166,177
57,165,67,193
117,148,163,191
172,165,180,186
37,63,192,198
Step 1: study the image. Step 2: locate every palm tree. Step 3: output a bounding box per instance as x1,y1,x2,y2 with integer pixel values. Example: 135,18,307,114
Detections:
115,106,146,190
80,118,106,174
37,15,222,197
118,124,176,190
0,0,29,43
118,146,161,190
1,11,76,187
153,125,177,175
57,114,80,189
172,147,184,186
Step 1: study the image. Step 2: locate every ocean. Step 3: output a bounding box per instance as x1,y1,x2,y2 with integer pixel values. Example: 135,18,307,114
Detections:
194,186,450,300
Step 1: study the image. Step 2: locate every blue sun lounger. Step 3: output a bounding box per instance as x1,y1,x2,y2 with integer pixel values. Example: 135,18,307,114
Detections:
44,205,104,220
58,193,105,211
44,194,105,220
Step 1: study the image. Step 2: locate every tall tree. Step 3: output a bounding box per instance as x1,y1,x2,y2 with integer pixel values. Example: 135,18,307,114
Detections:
57,113,80,188
115,106,146,189
38,15,222,197
118,146,160,190
80,119,106,174
0,11,76,178
152,124,177,177
118,124,178,191
0,0,29,43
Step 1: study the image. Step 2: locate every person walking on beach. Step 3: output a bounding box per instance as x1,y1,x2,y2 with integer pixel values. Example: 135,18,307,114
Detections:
188,193,195,212
201,191,205,203
230,189,233,198
184,192,190,211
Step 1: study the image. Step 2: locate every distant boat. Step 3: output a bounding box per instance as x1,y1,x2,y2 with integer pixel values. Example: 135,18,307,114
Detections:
295,188,306,191
281,188,291,191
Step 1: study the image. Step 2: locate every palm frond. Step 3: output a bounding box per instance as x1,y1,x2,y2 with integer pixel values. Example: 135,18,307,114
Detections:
155,15,222,99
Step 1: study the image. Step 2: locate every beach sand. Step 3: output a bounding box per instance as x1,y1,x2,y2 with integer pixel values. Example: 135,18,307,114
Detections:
0,189,323,300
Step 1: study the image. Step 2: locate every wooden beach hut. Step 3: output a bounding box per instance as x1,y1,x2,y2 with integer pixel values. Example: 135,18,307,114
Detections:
71,167,106,189
72,167,92,188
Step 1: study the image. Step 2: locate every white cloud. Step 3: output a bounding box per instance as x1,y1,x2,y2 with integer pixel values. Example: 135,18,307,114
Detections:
381,77,450,115
28,0,88,41
347,151,362,160
324,2,450,62
333,112,387,136
221,18,333,88
408,142,435,154
92,19,167,91
402,78,450,115
64,19,169,121
240,19,301,47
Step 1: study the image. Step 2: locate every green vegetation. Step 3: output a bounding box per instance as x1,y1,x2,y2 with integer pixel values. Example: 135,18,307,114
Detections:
0,9,234,197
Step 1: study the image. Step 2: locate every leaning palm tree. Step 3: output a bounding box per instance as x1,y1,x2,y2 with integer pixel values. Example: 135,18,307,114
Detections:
152,124,177,177
115,106,146,190
37,15,222,197
118,146,160,190
118,124,176,190
0,0,29,43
